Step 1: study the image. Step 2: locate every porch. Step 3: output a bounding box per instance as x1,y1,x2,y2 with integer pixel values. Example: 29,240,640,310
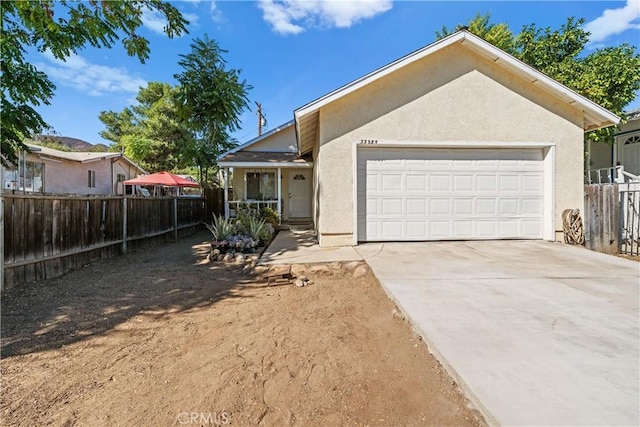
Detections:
218,151,313,224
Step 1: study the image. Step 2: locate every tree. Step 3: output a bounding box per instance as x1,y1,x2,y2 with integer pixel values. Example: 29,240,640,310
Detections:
174,35,252,185
99,82,193,172
436,12,515,54
1,0,188,167
435,14,640,141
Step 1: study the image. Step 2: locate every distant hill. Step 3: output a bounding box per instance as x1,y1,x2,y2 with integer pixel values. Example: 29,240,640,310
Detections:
34,135,108,152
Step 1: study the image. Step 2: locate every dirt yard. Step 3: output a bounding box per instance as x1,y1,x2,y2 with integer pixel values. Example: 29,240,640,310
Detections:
1,231,484,426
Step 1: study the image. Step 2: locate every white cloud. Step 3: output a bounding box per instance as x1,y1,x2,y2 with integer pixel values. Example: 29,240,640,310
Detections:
141,7,168,35
584,0,640,43
257,0,392,35
210,0,223,23
36,52,147,97
183,12,200,25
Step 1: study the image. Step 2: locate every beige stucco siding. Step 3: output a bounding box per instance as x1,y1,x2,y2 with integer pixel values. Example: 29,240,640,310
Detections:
316,43,584,245
245,125,297,152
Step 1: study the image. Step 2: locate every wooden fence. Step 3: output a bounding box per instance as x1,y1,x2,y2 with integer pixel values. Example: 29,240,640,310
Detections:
584,184,619,255
619,185,640,256
1,194,205,290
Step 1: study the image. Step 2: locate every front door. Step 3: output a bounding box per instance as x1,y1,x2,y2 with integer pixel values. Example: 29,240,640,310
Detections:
289,170,311,218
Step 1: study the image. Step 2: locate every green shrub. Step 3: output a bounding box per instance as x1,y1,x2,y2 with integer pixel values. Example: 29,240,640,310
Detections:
261,207,280,227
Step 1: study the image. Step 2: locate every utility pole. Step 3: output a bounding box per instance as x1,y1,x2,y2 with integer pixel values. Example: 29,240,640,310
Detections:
255,101,267,136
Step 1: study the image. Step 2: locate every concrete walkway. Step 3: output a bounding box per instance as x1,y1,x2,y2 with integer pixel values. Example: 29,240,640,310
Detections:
357,241,640,426
259,230,362,265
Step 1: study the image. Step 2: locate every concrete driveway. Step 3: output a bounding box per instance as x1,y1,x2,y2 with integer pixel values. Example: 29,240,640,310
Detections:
356,241,639,426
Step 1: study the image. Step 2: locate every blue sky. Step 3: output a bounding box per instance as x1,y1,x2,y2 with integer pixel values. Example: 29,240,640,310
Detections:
30,0,640,146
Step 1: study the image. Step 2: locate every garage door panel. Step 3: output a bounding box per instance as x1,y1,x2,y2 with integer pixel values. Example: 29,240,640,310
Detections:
499,199,519,215
499,175,520,191
477,175,498,192
453,221,474,237
358,147,545,241
406,174,428,191
522,199,543,215
476,221,497,237
430,175,451,191
406,221,427,237
430,199,451,215
406,199,427,215
382,221,403,239
381,174,403,191
454,175,474,191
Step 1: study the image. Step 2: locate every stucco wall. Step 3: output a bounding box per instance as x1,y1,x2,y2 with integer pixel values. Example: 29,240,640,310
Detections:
244,125,297,152
316,43,584,246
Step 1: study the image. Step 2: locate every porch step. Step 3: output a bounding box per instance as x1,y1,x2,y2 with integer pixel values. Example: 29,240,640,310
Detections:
280,218,313,231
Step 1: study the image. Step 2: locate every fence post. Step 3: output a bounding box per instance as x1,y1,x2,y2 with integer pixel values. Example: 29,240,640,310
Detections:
122,196,128,253
173,197,178,240
1,195,4,292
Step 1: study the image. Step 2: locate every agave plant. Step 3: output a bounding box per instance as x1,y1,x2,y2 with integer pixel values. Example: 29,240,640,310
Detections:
204,214,236,242
245,216,267,242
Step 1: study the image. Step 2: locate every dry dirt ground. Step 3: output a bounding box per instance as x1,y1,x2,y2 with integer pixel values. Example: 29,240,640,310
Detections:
1,231,484,427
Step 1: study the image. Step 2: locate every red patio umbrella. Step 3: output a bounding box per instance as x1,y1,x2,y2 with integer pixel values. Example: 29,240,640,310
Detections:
124,171,200,187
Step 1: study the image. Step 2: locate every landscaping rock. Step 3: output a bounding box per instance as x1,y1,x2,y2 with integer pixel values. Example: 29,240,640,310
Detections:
222,253,233,263
211,248,221,258
353,265,369,278
235,254,245,264
216,254,225,262
309,264,331,275
291,264,307,276
253,265,269,275
344,261,361,271
329,262,342,270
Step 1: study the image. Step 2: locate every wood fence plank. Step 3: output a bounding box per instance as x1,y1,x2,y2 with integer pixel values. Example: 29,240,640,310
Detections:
12,198,25,263
4,198,14,264
43,199,53,257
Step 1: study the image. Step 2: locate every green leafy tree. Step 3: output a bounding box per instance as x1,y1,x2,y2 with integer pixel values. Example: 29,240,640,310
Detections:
174,35,252,185
99,82,193,172
435,14,640,142
1,0,188,167
436,12,515,54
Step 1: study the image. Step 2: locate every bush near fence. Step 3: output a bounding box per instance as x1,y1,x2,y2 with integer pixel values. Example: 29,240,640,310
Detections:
1,194,213,290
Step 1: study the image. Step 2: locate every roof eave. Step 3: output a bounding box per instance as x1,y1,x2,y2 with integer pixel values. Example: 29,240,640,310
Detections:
217,161,313,168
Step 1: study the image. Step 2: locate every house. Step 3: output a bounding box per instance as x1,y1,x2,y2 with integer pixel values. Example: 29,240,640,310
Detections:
614,108,640,177
2,144,146,195
585,108,640,182
218,29,618,247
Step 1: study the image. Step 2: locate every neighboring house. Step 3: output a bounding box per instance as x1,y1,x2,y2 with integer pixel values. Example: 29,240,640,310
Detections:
2,144,146,195
585,108,640,182
614,108,640,176
219,29,618,247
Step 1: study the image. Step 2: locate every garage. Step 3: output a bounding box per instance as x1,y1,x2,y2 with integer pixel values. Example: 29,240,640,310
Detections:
357,146,548,242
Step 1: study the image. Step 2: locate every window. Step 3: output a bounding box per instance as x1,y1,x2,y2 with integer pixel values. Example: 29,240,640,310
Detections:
4,161,44,192
88,170,96,188
624,135,640,145
246,172,276,200
116,173,126,182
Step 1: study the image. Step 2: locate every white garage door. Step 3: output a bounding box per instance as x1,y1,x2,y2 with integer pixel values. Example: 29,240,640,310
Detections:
357,147,544,241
